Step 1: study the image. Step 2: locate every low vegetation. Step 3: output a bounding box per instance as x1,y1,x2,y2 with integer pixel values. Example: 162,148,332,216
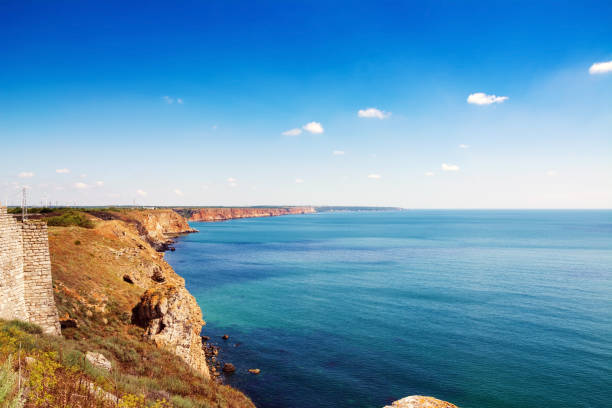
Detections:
35,213,253,407
0,318,252,407
0,208,253,407
46,211,95,229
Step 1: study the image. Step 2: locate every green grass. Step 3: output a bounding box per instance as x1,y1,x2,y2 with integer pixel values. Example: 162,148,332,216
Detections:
46,211,95,228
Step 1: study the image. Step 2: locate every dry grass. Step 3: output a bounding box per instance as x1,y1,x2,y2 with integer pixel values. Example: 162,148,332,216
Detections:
29,216,255,408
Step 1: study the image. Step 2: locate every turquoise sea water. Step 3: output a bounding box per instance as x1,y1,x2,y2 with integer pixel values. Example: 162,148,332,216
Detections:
165,211,612,408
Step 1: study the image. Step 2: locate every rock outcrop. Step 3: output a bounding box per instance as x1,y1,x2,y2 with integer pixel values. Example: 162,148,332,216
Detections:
115,209,197,251
186,206,315,222
384,396,458,408
50,209,209,378
132,285,209,378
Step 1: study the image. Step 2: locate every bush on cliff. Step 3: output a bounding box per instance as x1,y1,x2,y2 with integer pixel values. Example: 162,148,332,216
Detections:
46,211,95,229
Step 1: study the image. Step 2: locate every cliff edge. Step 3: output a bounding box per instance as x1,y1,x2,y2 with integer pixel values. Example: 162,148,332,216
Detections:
46,208,253,406
184,206,315,222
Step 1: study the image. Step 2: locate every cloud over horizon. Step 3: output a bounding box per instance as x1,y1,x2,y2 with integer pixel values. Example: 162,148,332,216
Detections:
368,174,382,179
56,168,70,174
441,163,460,171
589,60,612,74
358,108,391,119
18,172,34,178
467,93,508,105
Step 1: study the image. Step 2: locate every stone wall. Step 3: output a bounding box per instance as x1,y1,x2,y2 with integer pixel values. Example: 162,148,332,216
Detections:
0,207,60,335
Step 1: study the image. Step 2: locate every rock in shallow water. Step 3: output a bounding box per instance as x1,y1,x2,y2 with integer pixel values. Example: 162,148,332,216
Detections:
383,396,458,408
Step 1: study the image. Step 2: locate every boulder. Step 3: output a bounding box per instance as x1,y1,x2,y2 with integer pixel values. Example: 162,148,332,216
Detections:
383,396,458,408
86,351,112,371
222,363,236,373
248,368,260,374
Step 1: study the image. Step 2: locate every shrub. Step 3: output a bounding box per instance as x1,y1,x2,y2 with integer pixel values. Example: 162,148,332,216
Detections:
0,356,23,408
46,212,94,229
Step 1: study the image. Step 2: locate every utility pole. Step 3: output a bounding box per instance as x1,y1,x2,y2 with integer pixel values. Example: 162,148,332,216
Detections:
21,187,27,221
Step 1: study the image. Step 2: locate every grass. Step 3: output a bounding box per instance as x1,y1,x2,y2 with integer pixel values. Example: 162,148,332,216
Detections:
46,211,95,228
41,215,254,408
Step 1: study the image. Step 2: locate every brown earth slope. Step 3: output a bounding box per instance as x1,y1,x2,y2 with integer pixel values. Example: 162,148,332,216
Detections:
48,209,253,407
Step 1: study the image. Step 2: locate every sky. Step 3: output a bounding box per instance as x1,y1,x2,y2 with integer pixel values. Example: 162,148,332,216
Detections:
1,0,611,208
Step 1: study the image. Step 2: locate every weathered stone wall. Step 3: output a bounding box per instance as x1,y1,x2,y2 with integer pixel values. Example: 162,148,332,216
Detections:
0,206,28,321
0,207,60,335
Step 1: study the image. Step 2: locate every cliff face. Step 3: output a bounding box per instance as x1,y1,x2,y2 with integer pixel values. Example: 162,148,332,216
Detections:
384,396,458,408
50,210,208,379
132,285,209,377
188,206,315,222
113,209,197,251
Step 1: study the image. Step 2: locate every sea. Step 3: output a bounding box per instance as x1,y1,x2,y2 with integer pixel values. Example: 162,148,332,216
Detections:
164,210,612,408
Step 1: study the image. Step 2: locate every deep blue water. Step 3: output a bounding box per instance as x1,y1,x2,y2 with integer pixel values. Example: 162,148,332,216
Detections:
165,211,612,408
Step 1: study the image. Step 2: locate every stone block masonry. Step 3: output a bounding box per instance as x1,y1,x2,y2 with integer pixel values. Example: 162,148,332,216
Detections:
0,206,61,335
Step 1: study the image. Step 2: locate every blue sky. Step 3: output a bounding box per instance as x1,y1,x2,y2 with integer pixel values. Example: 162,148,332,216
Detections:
1,0,611,208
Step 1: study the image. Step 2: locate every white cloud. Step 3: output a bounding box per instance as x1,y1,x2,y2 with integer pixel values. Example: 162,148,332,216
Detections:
295,178,304,184
425,171,435,176
18,172,34,178
441,163,460,171
162,96,174,104
174,189,184,196
546,170,557,176
282,128,302,136
227,177,237,183
358,108,391,119
467,92,508,105
459,144,469,149
80,174,87,178
95,181,104,187
302,121,324,134
332,150,345,155
136,189,147,197
368,174,382,179
176,98,184,104
56,168,70,174
74,182,88,189
589,60,612,74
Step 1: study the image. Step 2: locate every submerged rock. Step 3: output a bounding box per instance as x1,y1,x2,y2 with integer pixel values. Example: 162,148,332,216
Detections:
383,396,458,408
222,363,236,373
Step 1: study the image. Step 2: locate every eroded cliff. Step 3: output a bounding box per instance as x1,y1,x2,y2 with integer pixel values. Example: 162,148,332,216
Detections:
50,210,208,378
185,206,315,222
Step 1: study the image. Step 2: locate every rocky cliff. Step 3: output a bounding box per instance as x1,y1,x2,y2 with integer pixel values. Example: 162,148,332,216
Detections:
112,209,197,251
185,206,315,222
384,396,458,408
50,210,208,379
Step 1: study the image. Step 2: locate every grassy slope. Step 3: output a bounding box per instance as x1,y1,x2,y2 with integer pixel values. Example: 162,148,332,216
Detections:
0,210,254,408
